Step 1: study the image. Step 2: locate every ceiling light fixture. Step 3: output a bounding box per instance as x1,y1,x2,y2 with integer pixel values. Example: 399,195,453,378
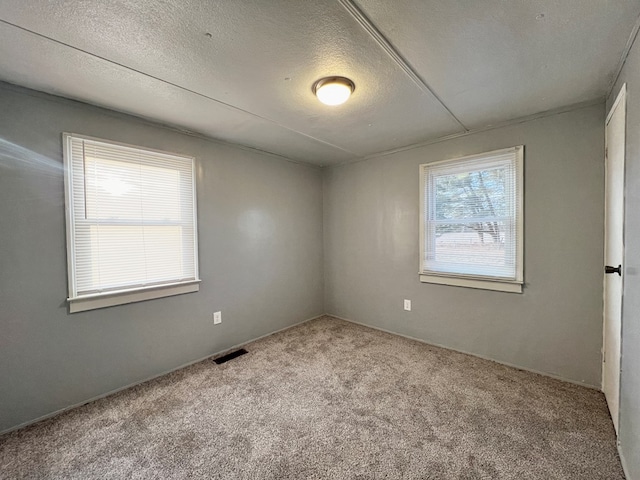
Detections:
313,77,355,106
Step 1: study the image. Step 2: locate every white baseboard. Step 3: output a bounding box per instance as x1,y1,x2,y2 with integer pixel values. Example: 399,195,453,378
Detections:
0,313,324,436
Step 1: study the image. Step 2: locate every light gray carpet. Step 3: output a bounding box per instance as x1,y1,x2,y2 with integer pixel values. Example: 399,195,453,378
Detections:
0,316,624,479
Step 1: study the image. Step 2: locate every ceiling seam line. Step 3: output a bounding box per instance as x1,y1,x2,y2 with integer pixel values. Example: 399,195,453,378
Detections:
0,19,360,158
333,97,604,167
606,11,640,100
1,80,327,168
338,0,468,132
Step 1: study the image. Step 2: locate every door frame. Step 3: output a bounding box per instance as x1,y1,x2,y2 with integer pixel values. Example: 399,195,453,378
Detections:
602,82,626,433
606,84,627,125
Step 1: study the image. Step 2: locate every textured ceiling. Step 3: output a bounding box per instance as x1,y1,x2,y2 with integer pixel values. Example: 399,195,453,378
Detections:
0,1,638,166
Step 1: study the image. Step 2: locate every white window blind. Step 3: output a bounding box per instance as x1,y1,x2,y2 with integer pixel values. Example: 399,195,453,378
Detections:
420,146,523,290
64,134,199,311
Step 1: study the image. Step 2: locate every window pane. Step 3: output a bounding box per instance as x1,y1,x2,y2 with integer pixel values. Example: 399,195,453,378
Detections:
75,224,194,294
66,135,198,298
434,167,508,221
85,157,183,221
427,221,514,278
421,147,522,284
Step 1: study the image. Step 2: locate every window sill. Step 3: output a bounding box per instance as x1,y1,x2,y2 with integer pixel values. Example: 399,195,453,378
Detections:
419,274,522,293
68,280,201,313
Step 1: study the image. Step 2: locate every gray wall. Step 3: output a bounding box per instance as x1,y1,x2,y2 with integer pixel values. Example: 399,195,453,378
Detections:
324,104,605,387
0,83,324,433
0,77,618,452
608,32,640,480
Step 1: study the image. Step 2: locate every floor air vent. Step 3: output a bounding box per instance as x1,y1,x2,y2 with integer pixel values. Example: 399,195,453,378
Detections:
214,348,248,364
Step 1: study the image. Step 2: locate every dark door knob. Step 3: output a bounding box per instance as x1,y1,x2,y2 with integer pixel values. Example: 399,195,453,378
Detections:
605,265,622,276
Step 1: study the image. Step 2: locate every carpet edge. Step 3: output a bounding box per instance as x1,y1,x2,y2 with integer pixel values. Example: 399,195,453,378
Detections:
327,313,602,391
0,313,326,437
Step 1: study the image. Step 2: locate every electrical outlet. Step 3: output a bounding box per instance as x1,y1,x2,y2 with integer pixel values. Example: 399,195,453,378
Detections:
403,299,411,311
213,311,222,324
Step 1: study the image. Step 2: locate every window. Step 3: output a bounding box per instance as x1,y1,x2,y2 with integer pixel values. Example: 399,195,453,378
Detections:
419,146,523,293
63,134,200,312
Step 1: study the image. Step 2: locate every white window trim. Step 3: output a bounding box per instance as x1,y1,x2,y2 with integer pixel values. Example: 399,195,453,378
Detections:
419,274,522,293
419,146,524,293
63,133,201,312
68,281,201,313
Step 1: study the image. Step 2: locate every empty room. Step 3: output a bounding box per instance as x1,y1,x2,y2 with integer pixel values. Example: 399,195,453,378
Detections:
1,1,639,478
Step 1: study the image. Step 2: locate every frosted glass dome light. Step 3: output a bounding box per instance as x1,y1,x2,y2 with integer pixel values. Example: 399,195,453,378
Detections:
313,77,355,106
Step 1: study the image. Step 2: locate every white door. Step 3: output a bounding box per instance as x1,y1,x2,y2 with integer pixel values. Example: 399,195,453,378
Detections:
603,84,626,434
